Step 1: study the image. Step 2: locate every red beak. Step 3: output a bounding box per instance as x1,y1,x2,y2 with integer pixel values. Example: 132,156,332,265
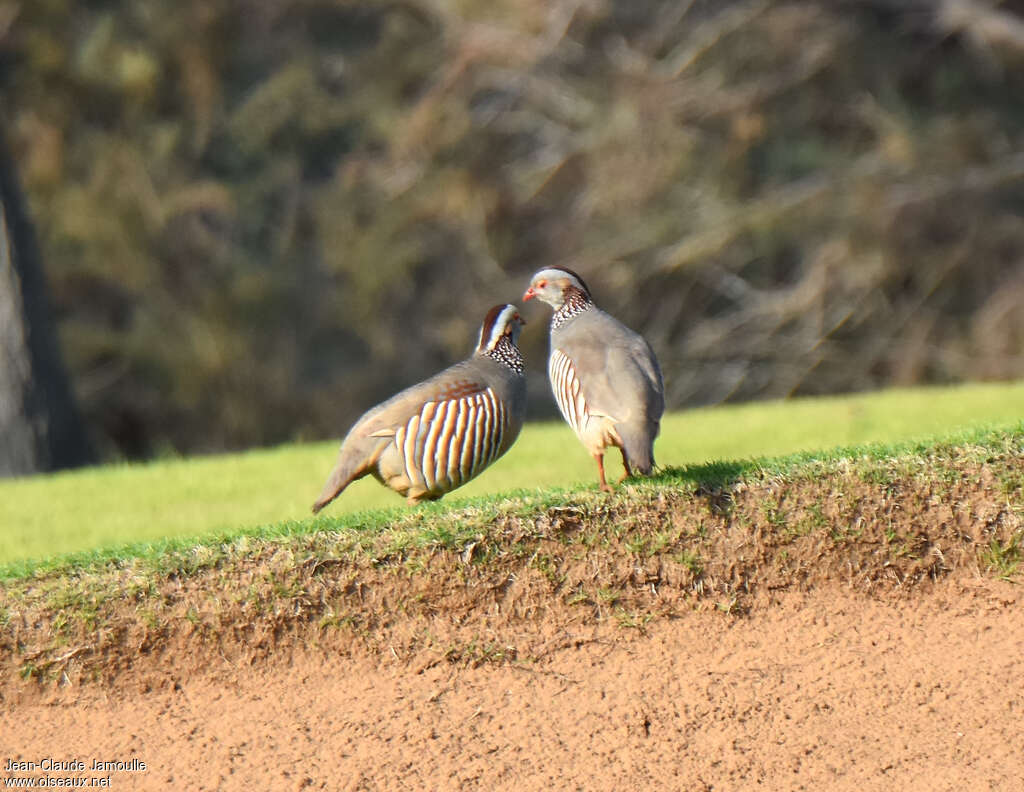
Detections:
523,287,536,301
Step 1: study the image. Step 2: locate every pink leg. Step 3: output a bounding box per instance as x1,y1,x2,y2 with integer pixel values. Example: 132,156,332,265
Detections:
595,453,613,493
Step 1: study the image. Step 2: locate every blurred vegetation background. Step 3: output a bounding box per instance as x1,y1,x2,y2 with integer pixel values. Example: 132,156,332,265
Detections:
1,0,1022,462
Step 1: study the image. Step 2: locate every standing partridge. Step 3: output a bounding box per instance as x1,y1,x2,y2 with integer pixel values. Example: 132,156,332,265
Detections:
312,304,527,512
524,267,664,491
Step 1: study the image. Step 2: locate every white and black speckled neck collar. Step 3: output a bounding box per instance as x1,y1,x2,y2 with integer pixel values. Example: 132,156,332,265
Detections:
483,336,524,375
551,287,592,331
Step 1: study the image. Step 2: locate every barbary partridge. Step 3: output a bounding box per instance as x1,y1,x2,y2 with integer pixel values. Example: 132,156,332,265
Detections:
312,304,527,512
524,267,664,491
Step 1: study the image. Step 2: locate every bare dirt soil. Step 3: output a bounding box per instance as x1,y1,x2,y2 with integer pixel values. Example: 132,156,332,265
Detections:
1,580,1021,791
3,449,1023,789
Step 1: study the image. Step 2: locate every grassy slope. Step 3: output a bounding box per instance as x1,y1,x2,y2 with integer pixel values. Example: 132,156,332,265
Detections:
2,421,1021,687
1,380,1022,566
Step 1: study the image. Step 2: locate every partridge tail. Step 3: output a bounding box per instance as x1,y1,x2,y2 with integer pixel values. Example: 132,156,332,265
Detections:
311,454,363,514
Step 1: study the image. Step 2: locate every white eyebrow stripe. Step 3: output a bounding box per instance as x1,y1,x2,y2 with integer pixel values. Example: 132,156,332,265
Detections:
482,305,517,350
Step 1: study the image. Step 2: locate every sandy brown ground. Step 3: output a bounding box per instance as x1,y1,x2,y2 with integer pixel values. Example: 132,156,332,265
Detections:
2,579,1021,791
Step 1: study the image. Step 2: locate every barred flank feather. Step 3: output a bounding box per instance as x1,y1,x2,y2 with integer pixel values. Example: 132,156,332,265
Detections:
394,388,507,496
549,349,588,435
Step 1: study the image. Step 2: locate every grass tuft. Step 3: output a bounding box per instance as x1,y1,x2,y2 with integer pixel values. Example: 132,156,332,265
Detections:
981,534,1023,580
0,420,1021,685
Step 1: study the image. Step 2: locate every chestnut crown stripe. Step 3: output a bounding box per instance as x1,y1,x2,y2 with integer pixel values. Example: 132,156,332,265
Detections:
478,303,520,352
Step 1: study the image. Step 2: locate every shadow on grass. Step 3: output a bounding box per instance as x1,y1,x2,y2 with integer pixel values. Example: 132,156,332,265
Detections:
648,460,760,517
652,459,758,491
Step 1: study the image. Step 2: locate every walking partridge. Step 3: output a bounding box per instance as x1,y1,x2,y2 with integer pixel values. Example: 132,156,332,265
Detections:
524,267,663,491
312,304,527,512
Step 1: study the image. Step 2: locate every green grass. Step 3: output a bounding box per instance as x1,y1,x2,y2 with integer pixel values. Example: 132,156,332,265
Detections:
1,379,1022,567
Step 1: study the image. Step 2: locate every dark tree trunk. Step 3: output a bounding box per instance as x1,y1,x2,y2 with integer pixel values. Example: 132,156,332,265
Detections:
0,128,93,475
